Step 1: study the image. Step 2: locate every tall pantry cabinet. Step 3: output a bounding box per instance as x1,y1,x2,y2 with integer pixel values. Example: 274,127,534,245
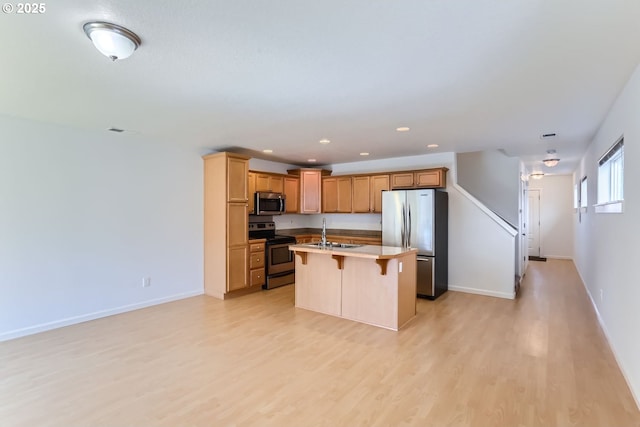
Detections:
203,152,250,299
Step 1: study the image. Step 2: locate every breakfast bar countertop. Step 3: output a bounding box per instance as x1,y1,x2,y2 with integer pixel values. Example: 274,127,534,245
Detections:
288,243,417,260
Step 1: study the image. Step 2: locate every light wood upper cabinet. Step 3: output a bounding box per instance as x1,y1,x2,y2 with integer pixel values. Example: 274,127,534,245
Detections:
323,177,352,213
415,170,444,188
288,169,329,214
248,172,256,214
227,156,249,202
370,175,390,213
337,177,352,212
390,172,415,189
322,178,337,212
254,173,284,193
301,170,322,213
270,176,284,194
283,176,299,213
352,176,371,213
255,173,270,192
390,168,448,189
352,174,389,213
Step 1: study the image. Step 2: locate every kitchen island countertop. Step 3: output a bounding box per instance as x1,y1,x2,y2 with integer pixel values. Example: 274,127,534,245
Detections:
288,243,417,260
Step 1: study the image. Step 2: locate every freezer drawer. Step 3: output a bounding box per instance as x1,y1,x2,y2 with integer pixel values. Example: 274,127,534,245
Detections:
417,256,434,298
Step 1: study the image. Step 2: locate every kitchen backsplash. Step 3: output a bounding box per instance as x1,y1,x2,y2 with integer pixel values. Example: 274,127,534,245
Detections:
273,213,381,231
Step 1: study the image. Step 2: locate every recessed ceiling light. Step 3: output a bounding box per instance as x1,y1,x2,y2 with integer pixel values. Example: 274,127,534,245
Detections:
360,152,369,156
319,139,331,145
396,127,410,132
262,149,273,154
308,159,316,163
427,144,439,148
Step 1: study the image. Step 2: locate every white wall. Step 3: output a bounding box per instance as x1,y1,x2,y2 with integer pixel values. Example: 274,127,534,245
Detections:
573,63,640,407
528,175,574,259
448,185,516,299
0,116,204,341
456,150,521,227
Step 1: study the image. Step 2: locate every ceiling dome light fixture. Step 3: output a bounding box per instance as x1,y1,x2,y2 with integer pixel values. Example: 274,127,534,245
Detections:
542,158,560,167
83,21,141,61
530,173,545,180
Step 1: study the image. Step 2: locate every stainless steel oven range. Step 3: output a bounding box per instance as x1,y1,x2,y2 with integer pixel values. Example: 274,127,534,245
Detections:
248,222,296,289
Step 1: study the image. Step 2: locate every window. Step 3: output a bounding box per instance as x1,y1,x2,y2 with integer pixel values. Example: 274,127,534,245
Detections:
580,176,588,209
596,137,624,213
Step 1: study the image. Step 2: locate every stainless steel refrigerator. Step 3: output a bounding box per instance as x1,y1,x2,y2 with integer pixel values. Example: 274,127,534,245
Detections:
382,189,448,299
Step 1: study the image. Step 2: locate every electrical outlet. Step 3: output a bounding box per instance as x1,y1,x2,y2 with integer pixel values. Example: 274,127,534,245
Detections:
142,277,151,288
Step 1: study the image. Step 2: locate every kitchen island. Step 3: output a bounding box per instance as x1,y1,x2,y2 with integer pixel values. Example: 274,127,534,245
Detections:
288,244,417,331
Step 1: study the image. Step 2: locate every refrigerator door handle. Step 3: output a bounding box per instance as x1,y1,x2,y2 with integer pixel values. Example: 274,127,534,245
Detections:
401,204,406,248
407,204,412,247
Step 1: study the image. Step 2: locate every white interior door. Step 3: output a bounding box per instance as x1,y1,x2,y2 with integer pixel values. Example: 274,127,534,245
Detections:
528,189,541,257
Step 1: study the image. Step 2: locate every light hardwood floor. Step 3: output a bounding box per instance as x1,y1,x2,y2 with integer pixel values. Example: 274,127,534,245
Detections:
1,259,639,426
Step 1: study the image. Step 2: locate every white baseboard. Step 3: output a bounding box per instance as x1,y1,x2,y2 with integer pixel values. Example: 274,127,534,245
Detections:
544,255,573,260
575,269,640,411
448,285,515,300
0,290,204,342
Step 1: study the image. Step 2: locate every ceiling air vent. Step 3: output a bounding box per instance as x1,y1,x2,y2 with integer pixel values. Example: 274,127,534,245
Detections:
108,128,125,133
540,132,557,139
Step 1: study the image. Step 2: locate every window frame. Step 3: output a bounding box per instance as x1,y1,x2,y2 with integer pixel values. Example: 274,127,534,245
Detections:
595,136,624,214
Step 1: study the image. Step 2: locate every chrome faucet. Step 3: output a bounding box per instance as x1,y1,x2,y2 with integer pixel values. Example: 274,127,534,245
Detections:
321,217,327,246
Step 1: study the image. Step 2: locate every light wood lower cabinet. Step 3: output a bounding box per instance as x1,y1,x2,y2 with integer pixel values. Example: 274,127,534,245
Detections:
295,235,312,244
295,234,382,245
249,239,266,288
227,245,249,292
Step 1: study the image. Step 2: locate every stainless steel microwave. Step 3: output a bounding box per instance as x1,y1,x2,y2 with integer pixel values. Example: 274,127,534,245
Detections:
254,192,286,215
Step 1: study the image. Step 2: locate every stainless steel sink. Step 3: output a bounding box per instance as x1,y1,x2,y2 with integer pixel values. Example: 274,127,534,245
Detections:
305,242,363,249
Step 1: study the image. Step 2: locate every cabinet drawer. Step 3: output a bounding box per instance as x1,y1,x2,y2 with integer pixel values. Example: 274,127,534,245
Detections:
250,252,264,269
250,242,265,253
250,269,265,287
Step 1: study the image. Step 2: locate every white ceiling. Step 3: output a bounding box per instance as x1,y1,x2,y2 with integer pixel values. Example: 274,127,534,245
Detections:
2,1,640,175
